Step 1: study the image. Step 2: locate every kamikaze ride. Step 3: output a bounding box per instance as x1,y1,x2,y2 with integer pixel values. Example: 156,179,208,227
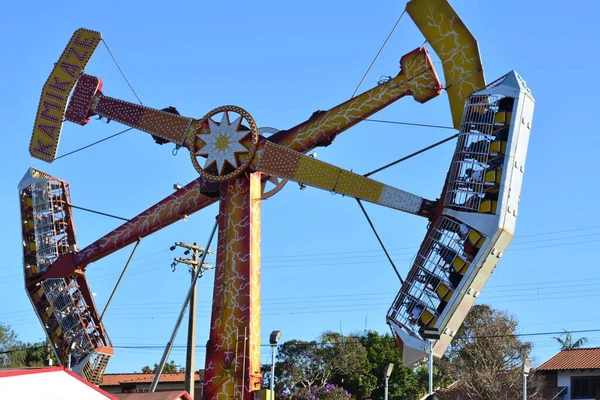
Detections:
19,0,534,398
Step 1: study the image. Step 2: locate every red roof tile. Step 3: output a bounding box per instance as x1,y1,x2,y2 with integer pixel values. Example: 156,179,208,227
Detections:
114,390,191,400
537,348,600,371
433,372,566,400
101,372,202,387
433,381,464,400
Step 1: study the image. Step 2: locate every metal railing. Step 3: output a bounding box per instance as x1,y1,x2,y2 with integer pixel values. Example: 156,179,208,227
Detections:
387,216,485,338
444,94,513,213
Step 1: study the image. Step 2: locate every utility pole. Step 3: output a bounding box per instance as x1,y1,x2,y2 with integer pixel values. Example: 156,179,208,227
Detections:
44,340,53,366
170,241,215,400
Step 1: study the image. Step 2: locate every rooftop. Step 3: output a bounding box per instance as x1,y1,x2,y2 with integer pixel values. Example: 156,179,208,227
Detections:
101,372,202,387
430,371,566,400
537,347,600,371
114,390,191,400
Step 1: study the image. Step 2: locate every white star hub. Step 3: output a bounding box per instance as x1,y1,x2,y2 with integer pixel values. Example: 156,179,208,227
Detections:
190,105,259,182
197,112,250,174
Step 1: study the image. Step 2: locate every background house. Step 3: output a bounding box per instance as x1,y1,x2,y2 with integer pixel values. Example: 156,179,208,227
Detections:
427,348,600,399
100,371,203,399
427,375,566,400
537,347,600,400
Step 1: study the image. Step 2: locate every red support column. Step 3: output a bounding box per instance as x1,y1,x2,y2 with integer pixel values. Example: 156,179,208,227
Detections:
204,172,262,399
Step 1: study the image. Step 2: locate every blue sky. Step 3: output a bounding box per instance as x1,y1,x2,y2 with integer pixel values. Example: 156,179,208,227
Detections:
1,0,599,374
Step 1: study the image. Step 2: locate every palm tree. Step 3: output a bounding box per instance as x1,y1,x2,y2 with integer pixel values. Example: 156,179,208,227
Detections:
553,329,589,350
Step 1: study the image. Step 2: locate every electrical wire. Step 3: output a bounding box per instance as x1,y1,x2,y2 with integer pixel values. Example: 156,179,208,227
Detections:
0,326,589,354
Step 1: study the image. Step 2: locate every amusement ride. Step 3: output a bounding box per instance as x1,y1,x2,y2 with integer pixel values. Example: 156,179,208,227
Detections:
18,0,535,398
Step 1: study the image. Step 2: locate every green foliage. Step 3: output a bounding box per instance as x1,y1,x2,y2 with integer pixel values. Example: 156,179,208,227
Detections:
345,331,424,399
264,330,429,399
553,329,589,350
416,364,452,395
265,331,367,397
0,322,21,367
0,322,56,367
141,360,181,374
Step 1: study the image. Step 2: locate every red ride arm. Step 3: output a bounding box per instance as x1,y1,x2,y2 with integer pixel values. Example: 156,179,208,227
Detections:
40,177,219,279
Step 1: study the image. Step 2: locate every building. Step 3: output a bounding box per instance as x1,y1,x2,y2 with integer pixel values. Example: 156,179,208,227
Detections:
426,348,600,400
537,347,600,400
100,371,203,399
113,391,191,400
429,374,566,400
0,366,117,399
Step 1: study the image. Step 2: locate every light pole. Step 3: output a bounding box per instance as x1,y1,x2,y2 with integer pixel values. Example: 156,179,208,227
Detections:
421,328,441,396
269,330,282,400
522,358,531,400
66,341,76,370
384,363,394,400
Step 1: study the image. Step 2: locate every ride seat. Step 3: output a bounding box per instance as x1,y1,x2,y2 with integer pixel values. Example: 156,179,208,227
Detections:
452,256,470,275
53,325,63,337
436,283,454,302
484,169,502,185
420,309,438,328
489,140,507,155
468,229,486,248
31,288,44,302
479,200,497,214
494,111,512,125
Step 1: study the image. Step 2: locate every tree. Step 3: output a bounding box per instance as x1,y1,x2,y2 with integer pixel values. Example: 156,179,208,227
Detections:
11,341,57,367
0,322,56,367
341,331,427,399
440,304,544,400
280,384,351,400
267,331,366,398
553,329,589,350
0,322,22,367
141,360,181,374
416,364,451,396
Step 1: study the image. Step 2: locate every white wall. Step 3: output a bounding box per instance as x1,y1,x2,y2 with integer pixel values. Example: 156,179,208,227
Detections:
557,370,600,400
0,369,113,399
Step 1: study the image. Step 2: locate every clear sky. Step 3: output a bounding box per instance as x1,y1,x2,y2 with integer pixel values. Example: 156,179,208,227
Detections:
1,0,599,374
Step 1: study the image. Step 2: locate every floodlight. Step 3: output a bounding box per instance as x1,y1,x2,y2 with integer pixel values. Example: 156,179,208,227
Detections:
384,363,394,378
522,358,532,376
269,330,282,345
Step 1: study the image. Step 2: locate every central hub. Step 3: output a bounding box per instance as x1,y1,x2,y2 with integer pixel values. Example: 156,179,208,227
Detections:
215,135,230,151
190,105,259,182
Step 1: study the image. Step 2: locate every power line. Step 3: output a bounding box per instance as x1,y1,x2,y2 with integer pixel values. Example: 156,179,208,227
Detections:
473,328,600,340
